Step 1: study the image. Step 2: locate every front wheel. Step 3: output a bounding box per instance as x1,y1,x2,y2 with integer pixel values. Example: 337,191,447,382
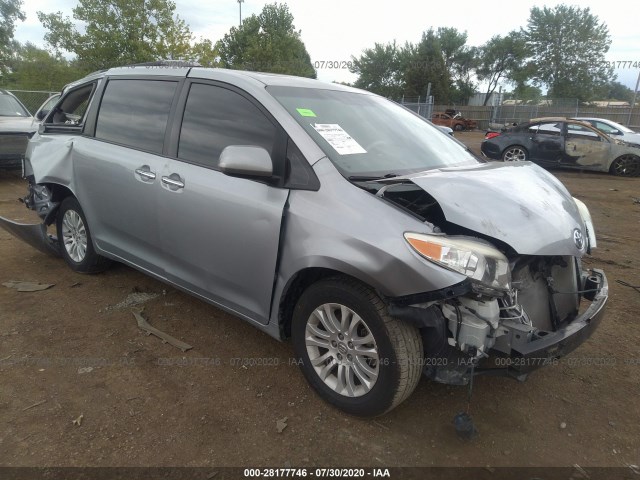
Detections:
609,155,640,177
291,278,423,416
454,123,464,131
502,145,528,162
56,197,112,273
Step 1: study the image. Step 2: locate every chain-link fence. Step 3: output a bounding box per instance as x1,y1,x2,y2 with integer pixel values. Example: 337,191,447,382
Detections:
396,96,434,120
7,90,59,116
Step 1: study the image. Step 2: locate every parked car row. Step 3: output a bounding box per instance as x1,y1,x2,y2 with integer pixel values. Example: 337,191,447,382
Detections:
0,90,36,169
482,117,640,176
0,91,61,169
0,65,607,416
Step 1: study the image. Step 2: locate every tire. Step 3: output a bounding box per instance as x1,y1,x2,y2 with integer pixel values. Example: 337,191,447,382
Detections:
454,123,464,131
502,145,528,162
56,197,111,273
291,278,423,417
609,155,640,177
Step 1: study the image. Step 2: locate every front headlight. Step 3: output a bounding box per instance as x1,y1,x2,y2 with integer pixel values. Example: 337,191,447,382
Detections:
573,197,597,251
404,232,511,291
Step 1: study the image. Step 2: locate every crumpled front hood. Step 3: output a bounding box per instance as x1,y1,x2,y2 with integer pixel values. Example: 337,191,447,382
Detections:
409,162,585,256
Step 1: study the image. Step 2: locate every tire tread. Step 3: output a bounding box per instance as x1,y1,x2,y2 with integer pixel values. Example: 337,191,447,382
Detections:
330,277,423,415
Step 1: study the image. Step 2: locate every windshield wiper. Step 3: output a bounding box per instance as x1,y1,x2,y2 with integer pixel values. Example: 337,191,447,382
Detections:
348,173,400,182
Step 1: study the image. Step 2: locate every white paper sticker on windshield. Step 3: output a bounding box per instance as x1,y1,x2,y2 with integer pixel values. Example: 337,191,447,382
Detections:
311,124,366,155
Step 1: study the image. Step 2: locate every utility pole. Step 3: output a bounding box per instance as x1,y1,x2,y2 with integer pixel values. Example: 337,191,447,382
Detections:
238,0,244,26
627,69,640,127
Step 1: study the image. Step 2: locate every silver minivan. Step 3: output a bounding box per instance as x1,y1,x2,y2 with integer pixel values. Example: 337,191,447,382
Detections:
0,65,608,416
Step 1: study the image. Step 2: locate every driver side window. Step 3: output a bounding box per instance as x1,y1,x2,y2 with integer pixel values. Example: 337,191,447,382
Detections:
529,123,561,136
47,83,95,127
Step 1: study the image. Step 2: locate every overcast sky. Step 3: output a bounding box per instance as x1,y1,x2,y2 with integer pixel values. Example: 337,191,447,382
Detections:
14,0,640,92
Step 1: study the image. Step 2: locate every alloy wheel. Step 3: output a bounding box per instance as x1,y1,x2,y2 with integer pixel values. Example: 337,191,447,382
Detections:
305,303,379,397
61,209,88,262
611,155,640,177
503,147,527,161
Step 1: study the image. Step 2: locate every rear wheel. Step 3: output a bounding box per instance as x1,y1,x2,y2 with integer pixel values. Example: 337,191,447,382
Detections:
454,123,464,131
609,155,640,177
502,145,528,162
56,197,111,273
291,278,423,417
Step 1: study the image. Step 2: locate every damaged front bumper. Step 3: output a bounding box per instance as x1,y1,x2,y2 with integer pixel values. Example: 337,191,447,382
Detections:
390,265,608,386
506,268,608,374
0,216,61,256
0,181,61,256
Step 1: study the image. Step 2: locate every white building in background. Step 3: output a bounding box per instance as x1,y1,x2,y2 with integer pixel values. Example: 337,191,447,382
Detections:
468,91,504,106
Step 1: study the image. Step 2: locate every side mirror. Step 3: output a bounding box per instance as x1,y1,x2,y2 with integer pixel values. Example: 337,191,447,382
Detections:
219,145,273,178
36,109,49,121
610,129,621,135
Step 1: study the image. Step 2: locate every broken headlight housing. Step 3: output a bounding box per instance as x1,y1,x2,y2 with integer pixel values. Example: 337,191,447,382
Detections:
404,233,511,292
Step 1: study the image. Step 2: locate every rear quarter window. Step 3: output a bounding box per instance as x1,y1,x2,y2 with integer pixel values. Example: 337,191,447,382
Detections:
95,79,177,154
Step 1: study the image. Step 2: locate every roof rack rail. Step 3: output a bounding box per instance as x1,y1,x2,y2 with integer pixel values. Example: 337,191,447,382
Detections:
125,60,202,68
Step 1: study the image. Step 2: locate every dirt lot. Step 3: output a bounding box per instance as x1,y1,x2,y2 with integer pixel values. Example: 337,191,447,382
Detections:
0,131,639,470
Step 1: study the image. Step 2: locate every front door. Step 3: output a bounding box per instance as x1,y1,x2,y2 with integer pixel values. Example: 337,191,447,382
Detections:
159,82,289,324
562,123,611,168
528,122,564,165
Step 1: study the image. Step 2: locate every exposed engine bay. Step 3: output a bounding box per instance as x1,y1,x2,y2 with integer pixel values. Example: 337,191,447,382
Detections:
369,180,607,385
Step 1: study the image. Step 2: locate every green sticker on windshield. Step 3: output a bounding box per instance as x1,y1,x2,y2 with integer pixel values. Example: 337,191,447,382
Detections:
296,108,317,117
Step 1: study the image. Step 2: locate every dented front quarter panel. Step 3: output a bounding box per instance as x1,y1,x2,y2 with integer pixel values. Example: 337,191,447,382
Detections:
271,158,469,318
0,133,75,256
409,162,586,256
24,133,77,189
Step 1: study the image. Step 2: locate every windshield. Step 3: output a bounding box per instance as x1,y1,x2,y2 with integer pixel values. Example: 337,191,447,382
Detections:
0,94,30,117
603,120,634,134
267,86,479,177
577,118,635,134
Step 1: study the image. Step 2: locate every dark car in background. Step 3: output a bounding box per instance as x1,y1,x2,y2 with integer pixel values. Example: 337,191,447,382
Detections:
0,90,37,169
481,117,640,176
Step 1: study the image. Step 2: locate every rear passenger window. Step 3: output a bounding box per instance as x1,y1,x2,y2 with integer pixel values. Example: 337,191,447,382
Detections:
95,79,177,154
178,83,277,167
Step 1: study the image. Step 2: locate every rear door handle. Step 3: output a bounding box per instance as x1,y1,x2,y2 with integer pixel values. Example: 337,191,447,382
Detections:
135,166,156,180
161,175,185,189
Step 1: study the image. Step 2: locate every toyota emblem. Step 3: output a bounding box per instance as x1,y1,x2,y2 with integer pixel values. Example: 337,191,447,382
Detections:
573,229,585,250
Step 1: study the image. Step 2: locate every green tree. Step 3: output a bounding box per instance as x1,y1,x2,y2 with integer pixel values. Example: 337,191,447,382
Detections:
436,27,478,104
38,0,194,70
402,29,451,102
595,81,635,103
510,84,543,103
190,38,219,67
1,42,78,90
216,3,315,78
0,0,25,73
523,5,613,101
350,41,404,98
476,31,528,105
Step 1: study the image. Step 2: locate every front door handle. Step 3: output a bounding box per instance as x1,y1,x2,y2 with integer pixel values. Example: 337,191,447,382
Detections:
135,166,156,180
161,175,185,189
